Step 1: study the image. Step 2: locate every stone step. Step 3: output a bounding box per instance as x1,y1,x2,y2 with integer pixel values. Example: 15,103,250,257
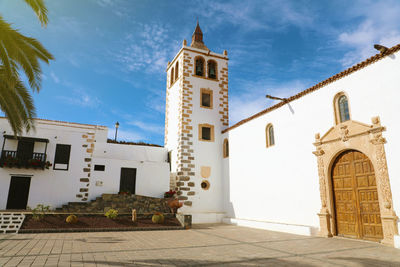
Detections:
58,194,171,214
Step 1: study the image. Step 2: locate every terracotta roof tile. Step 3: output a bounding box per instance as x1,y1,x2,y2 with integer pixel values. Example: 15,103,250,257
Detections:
222,43,400,134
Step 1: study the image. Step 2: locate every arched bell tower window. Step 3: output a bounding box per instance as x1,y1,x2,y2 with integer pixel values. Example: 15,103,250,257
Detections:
223,138,229,158
207,60,217,79
194,56,205,77
175,61,179,81
170,67,175,86
334,92,351,124
266,124,275,148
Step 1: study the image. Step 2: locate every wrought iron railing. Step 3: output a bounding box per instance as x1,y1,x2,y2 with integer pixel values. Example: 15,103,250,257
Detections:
0,150,47,170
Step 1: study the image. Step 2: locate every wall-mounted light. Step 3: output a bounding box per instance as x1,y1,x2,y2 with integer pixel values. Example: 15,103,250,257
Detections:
266,94,288,102
374,44,388,53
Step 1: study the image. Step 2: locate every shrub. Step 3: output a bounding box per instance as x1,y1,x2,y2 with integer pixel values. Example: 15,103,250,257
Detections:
31,204,51,221
66,214,78,224
152,212,165,224
105,209,118,219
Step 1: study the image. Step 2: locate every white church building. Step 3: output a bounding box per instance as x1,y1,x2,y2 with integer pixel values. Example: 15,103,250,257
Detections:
1,22,399,247
165,23,399,247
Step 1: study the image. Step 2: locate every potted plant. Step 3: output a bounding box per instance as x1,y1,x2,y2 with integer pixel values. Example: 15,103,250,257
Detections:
167,199,183,214
164,190,176,199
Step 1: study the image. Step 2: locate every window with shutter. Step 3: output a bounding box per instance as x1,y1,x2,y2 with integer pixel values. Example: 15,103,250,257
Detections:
53,144,71,170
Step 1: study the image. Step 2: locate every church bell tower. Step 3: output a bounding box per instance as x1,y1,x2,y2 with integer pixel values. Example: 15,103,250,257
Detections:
164,22,229,223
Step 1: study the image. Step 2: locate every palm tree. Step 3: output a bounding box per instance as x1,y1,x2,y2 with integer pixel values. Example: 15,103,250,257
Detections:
0,0,53,134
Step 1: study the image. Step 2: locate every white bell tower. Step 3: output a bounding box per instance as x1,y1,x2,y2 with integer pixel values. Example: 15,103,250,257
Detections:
164,22,229,223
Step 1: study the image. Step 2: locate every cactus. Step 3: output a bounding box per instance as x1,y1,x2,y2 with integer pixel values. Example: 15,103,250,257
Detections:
151,212,165,224
66,214,78,224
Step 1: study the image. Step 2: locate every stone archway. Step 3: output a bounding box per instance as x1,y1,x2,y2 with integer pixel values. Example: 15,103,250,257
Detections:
313,117,398,246
331,150,383,241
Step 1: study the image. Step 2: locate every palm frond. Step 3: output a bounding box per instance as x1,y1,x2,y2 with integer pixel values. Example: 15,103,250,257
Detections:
0,67,36,134
23,0,48,27
0,18,54,92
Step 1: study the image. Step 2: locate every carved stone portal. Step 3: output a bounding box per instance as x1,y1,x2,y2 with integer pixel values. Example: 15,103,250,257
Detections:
313,117,398,246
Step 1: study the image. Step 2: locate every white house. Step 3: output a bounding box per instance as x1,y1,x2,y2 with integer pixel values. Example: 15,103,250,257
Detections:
165,23,400,247
0,118,170,210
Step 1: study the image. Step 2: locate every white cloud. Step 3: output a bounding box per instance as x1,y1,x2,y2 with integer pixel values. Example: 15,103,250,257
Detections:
229,79,309,124
191,0,314,32
58,89,101,108
50,71,60,83
96,0,116,7
128,120,164,134
114,23,181,74
108,128,145,142
337,1,400,66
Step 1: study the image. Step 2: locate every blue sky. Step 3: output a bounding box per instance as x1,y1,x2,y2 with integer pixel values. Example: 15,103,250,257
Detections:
2,0,400,145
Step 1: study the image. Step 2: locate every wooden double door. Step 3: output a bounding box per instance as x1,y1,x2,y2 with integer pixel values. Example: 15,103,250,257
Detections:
331,150,383,241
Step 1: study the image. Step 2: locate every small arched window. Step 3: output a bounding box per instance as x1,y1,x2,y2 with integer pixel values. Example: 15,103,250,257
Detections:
266,124,275,148
223,138,229,158
170,67,175,86
195,57,205,76
338,95,350,122
334,92,351,124
208,60,217,79
175,61,179,80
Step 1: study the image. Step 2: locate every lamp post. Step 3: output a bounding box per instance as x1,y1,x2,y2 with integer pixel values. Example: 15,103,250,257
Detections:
114,121,119,142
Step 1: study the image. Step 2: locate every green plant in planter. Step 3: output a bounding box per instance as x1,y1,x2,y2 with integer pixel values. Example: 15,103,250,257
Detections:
31,204,50,221
66,214,78,224
1,155,20,168
28,158,42,168
45,161,52,169
152,212,165,224
105,209,118,219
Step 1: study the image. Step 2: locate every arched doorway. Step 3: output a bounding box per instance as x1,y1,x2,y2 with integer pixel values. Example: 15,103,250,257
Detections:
331,150,383,241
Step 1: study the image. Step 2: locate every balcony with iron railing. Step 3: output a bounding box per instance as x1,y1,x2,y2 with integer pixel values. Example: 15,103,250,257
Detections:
0,135,51,170
0,150,49,170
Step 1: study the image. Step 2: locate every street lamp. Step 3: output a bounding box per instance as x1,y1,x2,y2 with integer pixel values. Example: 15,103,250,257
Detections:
114,121,119,141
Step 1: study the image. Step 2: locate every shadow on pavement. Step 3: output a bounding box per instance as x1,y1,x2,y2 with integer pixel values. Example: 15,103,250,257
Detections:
329,256,400,267
76,258,316,266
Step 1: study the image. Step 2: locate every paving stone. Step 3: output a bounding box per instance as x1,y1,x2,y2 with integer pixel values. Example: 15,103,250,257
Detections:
0,224,399,266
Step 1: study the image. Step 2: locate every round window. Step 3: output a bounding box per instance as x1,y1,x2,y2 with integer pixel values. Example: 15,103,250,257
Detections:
201,180,210,190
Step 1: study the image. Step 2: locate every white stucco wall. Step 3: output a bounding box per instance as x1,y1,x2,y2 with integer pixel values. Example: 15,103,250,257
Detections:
184,48,228,216
0,118,170,210
0,118,108,210
223,50,400,230
164,54,183,174
91,143,170,199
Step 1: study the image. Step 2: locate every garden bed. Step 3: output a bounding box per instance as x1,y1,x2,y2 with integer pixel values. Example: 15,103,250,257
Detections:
19,214,183,233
